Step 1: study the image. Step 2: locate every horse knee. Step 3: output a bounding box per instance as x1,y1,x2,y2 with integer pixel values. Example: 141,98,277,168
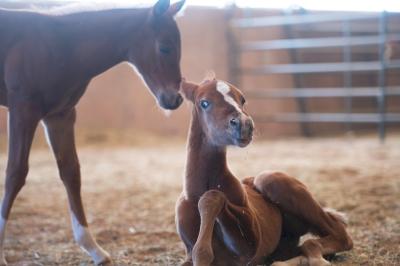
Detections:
334,233,353,251
255,171,290,188
342,235,353,251
324,209,353,251
5,164,29,193
254,171,295,201
198,190,225,214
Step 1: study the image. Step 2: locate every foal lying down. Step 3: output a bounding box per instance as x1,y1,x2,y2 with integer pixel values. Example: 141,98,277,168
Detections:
176,78,353,266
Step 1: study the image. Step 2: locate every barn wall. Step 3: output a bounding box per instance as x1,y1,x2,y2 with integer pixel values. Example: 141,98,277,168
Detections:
0,6,298,140
0,4,399,140
74,7,234,137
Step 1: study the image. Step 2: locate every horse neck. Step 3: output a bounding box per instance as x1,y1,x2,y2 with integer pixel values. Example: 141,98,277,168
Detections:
60,8,149,78
184,109,232,200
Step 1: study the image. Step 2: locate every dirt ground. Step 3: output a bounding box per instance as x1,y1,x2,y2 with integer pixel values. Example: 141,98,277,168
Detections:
0,135,398,266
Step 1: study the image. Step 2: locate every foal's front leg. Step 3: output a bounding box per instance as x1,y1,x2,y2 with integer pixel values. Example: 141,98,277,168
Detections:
192,190,225,266
192,190,256,266
43,109,111,265
0,101,42,265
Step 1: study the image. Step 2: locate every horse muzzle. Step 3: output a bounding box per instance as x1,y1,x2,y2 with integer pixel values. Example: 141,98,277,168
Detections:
158,92,183,110
230,116,254,147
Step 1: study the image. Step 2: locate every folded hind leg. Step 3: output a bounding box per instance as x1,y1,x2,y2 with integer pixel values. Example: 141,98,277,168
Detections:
253,172,353,266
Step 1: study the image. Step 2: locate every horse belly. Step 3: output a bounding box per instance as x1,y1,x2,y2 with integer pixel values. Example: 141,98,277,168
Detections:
43,82,89,115
245,187,282,260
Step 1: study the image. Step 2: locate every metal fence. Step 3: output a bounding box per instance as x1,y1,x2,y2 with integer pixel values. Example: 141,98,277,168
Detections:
228,9,400,140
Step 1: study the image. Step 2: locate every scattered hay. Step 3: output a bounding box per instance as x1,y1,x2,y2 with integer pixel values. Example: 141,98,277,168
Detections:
0,136,398,265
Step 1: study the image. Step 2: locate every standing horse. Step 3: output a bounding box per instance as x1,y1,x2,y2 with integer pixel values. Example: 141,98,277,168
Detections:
0,0,185,264
176,78,353,266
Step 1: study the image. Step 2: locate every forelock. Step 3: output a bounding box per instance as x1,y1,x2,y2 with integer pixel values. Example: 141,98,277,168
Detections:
216,81,242,113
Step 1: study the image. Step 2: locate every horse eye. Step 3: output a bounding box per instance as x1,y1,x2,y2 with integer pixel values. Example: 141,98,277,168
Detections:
241,97,246,105
159,46,171,55
200,100,210,110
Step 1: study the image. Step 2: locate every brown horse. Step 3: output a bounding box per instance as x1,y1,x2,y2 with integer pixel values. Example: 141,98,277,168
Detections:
176,78,353,266
0,0,185,264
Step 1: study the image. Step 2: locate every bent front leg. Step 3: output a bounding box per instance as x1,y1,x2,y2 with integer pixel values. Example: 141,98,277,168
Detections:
43,109,111,265
192,190,225,266
193,190,256,266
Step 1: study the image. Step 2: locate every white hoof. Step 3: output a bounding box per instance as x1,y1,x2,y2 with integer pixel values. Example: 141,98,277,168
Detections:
309,257,331,266
92,248,112,266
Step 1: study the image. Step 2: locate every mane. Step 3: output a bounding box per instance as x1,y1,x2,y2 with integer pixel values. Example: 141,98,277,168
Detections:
197,70,216,86
0,1,152,16
204,70,216,81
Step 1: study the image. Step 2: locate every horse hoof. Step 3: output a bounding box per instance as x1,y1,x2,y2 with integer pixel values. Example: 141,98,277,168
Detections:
96,258,113,266
95,254,113,266
309,257,331,266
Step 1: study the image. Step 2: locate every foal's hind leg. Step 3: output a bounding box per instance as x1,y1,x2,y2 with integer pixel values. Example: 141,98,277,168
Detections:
43,109,111,265
254,172,353,266
0,102,42,265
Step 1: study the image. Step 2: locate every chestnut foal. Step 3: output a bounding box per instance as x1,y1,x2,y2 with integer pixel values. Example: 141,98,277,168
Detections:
176,79,353,266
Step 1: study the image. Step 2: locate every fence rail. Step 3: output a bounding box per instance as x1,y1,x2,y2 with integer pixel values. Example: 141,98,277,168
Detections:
232,12,379,28
228,9,400,140
256,113,400,123
241,60,400,75
241,34,400,51
246,86,400,98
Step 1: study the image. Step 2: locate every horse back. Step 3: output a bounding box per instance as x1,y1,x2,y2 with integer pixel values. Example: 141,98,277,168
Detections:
0,9,58,82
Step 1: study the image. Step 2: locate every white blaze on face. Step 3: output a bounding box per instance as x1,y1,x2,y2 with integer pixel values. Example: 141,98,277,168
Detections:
216,81,243,114
70,212,110,265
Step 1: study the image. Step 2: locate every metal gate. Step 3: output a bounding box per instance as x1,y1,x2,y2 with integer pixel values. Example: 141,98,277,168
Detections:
228,9,400,140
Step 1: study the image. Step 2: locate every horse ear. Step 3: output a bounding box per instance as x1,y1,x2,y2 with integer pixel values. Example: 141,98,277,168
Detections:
181,79,198,102
153,0,170,17
168,0,185,16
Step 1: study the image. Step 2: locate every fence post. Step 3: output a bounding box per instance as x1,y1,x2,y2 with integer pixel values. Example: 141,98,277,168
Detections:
377,11,388,142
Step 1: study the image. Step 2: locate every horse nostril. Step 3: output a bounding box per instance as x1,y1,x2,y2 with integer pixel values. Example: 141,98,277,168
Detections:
230,118,240,129
246,119,254,133
159,93,183,110
176,94,183,106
